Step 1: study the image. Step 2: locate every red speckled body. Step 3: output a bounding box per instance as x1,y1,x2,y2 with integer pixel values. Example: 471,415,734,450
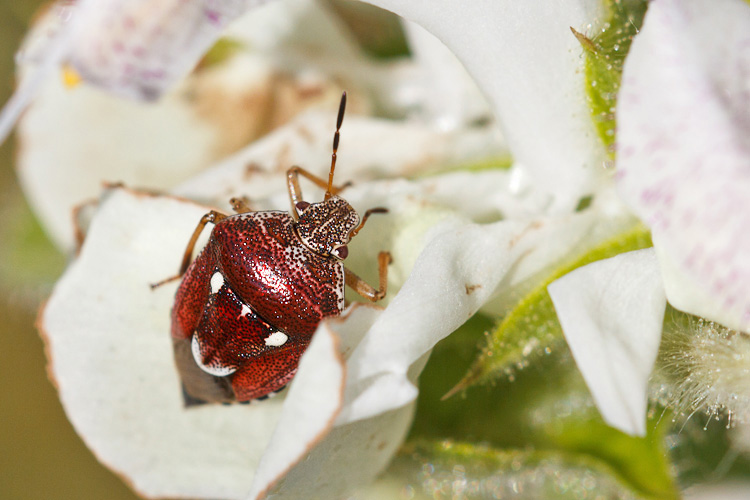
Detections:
172,211,345,401
163,92,389,404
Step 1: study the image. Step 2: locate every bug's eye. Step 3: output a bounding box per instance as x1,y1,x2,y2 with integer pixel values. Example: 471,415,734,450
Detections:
296,201,311,212
331,245,349,260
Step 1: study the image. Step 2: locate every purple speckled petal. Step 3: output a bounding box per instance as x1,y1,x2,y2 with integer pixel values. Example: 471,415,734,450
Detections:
0,0,272,144
616,0,750,331
66,0,271,100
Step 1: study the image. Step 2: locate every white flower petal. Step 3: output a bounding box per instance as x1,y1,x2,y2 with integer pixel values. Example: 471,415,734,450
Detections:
0,0,275,144
206,0,416,117
19,73,221,249
171,108,587,314
361,0,607,206
616,0,750,332
42,187,290,499
339,215,592,424
652,237,734,333
248,306,413,499
684,483,750,500
247,321,346,500
253,404,413,499
173,112,507,204
65,0,270,100
0,2,81,143
548,249,666,436
401,21,492,129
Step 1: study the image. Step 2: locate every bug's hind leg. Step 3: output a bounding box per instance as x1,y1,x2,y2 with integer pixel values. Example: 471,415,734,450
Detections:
150,210,227,289
229,197,254,214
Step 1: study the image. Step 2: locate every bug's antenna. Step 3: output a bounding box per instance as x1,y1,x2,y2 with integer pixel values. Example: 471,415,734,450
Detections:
325,92,346,200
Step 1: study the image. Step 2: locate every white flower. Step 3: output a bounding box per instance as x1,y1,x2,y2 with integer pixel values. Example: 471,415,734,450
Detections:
6,2,546,496
10,0,750,494
550,0,750,437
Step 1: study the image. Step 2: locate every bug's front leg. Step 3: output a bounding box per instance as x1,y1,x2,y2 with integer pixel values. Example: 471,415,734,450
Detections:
345,251,392,301
150,210,227,289
286,166,352,217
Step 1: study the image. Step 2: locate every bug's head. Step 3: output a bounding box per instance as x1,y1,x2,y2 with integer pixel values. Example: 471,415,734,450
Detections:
294,196,360,259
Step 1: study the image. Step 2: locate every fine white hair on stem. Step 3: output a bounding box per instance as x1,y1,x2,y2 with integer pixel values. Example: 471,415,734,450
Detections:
651,313,750,430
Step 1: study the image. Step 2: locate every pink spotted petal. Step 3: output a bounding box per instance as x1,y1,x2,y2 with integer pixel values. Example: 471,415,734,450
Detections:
58,0,270,100
616,0,750,331
0,0,272,144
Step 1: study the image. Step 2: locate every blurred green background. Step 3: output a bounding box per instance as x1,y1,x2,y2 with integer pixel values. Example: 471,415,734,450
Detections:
0,3,139,499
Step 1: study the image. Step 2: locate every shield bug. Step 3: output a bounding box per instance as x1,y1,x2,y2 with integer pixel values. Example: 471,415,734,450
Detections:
155,93,390,404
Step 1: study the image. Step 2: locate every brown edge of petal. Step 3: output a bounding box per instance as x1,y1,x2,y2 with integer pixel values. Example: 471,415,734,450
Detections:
28,1,58,26
34,183,220,500
254,324,348,500
35,298,58,391
71,197,99,254
100,181,216,207
37,180,218,383
73,181,224,255
35,299,159,499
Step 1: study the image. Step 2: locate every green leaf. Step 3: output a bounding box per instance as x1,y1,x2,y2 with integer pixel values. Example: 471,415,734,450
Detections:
573,0,648,159
410,312,677,499
409,155,514,180
448,224,652,396
197,38,245,70
542,410,676,499
323,0,409,59
389,440,662,500
0,190,65,295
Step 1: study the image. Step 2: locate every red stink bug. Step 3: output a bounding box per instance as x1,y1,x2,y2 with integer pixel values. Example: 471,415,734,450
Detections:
155,93,391,404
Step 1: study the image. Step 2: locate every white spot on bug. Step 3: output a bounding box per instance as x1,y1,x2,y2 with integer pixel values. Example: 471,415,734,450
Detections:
239,304,252,318
210,271,224,294
247,386,287,404
333,261,345,309
191,334,237,377
265,331,289,347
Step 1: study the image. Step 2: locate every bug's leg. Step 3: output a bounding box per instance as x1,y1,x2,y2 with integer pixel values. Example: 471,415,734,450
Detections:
229,196,253,214
345,251,391,302
150,210,227,289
